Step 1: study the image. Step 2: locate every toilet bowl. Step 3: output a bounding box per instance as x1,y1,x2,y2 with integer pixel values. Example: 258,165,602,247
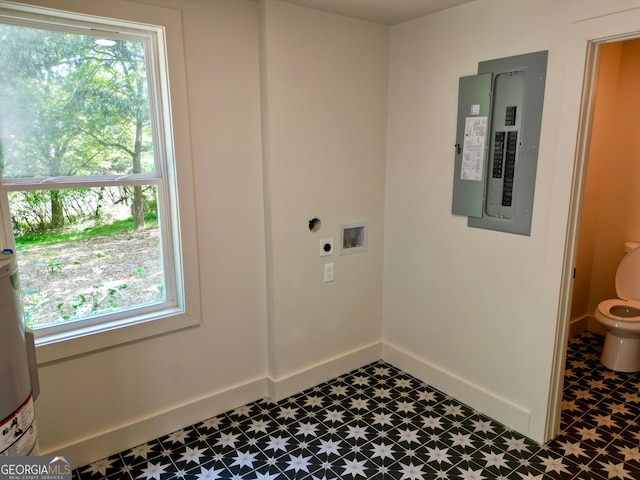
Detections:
595,242,640,372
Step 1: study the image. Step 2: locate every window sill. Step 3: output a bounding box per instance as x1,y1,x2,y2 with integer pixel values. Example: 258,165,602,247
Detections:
34,307,200,365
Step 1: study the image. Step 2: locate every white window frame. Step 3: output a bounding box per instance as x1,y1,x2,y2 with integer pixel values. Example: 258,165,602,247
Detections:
0,2,201,364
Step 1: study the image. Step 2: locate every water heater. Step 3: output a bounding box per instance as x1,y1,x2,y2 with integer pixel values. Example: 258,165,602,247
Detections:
0,252,39,456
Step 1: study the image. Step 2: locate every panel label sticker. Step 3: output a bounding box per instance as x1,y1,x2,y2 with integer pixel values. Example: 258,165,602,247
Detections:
461,116,487,181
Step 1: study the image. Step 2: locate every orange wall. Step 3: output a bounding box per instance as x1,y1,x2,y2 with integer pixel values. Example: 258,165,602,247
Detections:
573,39,640,324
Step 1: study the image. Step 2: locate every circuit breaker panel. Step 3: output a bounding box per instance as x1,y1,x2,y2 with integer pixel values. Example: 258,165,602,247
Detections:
451,51,547,236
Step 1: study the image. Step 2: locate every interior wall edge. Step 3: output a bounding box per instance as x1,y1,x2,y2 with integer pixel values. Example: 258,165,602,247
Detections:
267,341,383,401
568,315,589,338
586,316,606,335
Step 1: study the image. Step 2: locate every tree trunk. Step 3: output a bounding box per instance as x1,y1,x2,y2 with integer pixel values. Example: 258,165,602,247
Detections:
50,190,64,229
131,109,145,230
132,185,144,230
95,186,104,221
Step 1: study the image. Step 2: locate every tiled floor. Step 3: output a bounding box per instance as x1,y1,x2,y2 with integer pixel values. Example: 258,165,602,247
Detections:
75,331,640,479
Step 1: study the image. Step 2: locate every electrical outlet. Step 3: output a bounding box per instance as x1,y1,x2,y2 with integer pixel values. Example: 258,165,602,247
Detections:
319,238,334,256
324,263,334,282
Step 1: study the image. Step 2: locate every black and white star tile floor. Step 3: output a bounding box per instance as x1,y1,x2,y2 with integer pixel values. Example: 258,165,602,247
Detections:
75,331,640,480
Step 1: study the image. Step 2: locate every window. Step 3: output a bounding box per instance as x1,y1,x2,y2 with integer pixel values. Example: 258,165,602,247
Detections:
0,4,198,359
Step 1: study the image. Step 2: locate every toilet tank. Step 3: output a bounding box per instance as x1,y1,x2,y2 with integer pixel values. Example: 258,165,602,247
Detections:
624,242,640,253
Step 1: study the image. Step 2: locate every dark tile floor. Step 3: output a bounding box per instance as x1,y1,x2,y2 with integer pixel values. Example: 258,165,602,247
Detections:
75,331,640,479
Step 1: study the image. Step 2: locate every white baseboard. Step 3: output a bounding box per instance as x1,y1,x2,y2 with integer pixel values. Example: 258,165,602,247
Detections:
382,341,531,437
47,343,383,469
44,339,537,468
39,377,267,469
267,342,383,401
569,315,588,337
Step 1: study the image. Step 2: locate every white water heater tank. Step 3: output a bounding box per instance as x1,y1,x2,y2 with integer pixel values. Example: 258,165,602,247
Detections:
0,252,39,456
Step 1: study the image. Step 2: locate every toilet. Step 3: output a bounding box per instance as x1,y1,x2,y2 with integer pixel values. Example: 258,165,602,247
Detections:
595,242,640,372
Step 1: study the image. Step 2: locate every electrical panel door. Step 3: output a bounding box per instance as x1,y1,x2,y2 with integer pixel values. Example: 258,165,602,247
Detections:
451,73,492,218
452,51,548,236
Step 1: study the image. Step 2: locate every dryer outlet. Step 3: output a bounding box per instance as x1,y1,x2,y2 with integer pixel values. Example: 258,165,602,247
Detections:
320,238,334,256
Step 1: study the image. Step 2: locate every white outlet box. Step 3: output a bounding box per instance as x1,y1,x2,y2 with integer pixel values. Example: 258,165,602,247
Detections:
340,221,367,255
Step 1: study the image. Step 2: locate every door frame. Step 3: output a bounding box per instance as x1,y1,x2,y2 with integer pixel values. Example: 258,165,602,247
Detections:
546,11,640,442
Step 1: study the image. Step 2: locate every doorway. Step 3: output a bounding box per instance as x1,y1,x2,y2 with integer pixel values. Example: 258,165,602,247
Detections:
548,24,640,442
570,38,640,337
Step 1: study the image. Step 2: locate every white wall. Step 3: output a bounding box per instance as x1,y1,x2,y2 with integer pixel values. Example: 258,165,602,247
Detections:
260,0,388,398
383,0,640,442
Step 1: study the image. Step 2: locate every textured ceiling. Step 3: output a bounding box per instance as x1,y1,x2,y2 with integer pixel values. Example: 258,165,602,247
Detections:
279,0,476,25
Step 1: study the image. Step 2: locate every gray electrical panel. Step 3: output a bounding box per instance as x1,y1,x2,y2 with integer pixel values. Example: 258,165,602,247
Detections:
451,50,548,236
